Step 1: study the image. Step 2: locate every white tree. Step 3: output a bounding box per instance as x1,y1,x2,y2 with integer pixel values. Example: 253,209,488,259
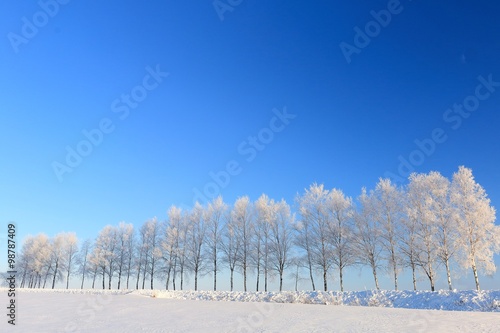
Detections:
407,173,438,291
451,166,500,290
50,233,67,289
232,196,254,292
139,218,162,289
371,178,404,290
186,203,208,291
297,183,332,291
325,188,357,292
205,196,227,291
62,232,79,289
162,205,182,290
353,188,383,290
293,209,316,291
426,171,457,290
269,199,294,291
253,194,273,291
221,210,241,291
94,226,119,289
77,239,92,289
115,222,134,289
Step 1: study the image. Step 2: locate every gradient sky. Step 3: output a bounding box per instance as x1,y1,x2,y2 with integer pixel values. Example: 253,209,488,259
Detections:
1,0,499,290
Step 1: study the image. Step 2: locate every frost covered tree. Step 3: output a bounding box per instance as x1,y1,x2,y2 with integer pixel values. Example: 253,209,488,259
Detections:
48,235,62,289
115,222,134,289
371,179,404,290
426,171,457,290
162,206,181,290
77,239,92,289
451,166,500,290
353,188,383,290
407,173,438,291
205,196,228,291
94,226,119,289
269,199,294,291
325,188,357,292
297,183,332,291
221,209,241,291
293,208,316,291
253,194,273,291
62,232,79,289
186,203,208,291
232,196,254,292
139,218,162,289
19,234,51,288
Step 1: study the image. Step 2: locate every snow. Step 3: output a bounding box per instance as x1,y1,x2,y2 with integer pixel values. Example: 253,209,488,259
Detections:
3,288,499,332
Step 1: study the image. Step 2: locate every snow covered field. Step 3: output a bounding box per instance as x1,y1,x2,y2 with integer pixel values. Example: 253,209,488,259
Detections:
3,289,499,332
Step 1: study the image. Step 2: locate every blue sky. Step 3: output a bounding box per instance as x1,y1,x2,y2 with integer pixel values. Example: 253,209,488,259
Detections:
1,0,499,290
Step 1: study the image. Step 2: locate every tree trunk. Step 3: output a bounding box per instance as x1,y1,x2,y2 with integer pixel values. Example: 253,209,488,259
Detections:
150,262,155,290
180,265,184,290
230,268,234,291
411,262,417,291
323,266,328,292
52,261,59,289
308,257,315,291
445,257,452,290
243,260,247,292
213,257,217,291
339,267,344,292
471,259,480,291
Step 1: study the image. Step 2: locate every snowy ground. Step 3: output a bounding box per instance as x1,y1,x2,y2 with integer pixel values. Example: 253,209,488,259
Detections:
2,289,499,332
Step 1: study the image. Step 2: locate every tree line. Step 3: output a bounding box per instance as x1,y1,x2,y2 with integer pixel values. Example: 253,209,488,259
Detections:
15,166,500,292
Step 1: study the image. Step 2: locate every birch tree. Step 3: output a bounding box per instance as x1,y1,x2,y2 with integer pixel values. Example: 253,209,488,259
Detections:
371,178,403,290
221,209,241,291
451,166,500,290
254,194,272,291
353,188,383,290
269,199,294,291
427,171,457,290
205,196,227,291
232,196,254,291
297,183,332,291
325,188,357,292
187,203,207,291
77,239,92,289
63,232,79,289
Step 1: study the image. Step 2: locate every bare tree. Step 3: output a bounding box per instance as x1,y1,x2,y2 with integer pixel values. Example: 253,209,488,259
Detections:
139,218,162,289
232,196,254,291
63,233,79,289
427,171,457,290
353,188,383,290
205,196,227,291
451,166,500,290
293,211,316,291
371,178,403,291
221,210,241,291
254,194,272,291
186,203,208,291
297,183,332,291
77,239,92,289
325,188,357,292
401,183,421,291
94,226,119,289
51,233,67,289
269,199,294,291
115,222,134,289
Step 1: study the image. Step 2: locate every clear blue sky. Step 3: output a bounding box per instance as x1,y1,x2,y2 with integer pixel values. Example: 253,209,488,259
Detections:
1,0,499,290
